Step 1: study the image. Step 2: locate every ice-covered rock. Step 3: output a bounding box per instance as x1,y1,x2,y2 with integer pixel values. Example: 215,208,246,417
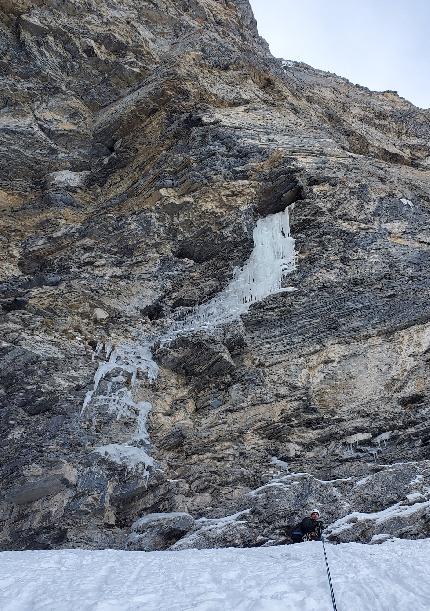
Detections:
126,512,195,551
2,0,430,551
170,208,295,335
45,170,89,190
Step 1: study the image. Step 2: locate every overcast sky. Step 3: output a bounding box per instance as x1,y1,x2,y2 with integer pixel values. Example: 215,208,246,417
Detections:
250,0,430,109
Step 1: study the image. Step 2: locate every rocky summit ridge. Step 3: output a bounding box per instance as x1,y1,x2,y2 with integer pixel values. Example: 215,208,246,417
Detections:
1,0,430,551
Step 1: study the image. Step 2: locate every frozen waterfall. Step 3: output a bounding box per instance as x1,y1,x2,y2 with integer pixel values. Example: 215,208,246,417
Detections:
171,207,296,333
83,207,296,475
82,342,159,481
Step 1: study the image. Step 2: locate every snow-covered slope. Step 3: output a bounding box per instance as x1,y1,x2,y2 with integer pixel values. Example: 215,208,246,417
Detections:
1,540,430,610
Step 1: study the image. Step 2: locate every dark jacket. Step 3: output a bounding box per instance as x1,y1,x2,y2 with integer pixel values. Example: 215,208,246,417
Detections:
291,517,323,542
300,517,323,540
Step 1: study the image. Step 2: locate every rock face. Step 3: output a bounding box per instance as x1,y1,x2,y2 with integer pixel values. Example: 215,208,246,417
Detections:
126,512,195,551
1,0,430,550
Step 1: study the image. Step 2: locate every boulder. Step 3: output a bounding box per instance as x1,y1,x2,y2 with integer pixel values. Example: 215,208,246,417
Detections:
156,332,235,379
126,512,195,551
171,513,254,550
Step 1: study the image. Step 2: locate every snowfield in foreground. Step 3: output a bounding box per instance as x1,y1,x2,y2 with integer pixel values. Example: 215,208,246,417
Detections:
1,540,430,611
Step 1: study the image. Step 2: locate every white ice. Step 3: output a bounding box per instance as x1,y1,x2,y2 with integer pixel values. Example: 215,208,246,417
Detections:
83,343,159,476
82,343,158,413
47,170,89,188
1,540,430,610
94,444,154,476
170,207,296,334
400,197,414,208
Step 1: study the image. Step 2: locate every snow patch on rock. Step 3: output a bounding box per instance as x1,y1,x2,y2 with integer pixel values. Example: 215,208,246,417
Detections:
45,170,89,189
400,197,414,207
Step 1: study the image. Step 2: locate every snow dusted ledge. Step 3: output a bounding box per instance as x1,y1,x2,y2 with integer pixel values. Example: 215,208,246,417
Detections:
326,499,430,542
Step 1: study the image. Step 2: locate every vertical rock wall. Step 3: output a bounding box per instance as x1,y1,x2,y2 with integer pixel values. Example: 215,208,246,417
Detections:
1,0,430,549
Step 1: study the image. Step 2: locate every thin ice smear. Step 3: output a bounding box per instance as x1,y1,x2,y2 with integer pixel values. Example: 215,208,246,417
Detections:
82,343,159,481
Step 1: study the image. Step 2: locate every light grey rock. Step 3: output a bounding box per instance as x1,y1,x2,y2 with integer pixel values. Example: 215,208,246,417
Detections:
126,512,195,551
171,511,254,550
93,308,109,322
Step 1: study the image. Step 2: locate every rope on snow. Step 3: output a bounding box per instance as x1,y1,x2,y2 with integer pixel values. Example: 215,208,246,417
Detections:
322,536,338,611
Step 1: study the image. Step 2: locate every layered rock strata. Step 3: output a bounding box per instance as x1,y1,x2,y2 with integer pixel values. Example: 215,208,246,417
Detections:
1,0,430,549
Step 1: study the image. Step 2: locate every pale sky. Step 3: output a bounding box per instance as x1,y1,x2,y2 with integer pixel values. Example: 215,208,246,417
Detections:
250,0,430,109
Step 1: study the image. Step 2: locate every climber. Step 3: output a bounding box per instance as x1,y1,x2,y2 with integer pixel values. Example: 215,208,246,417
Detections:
290,509,323,543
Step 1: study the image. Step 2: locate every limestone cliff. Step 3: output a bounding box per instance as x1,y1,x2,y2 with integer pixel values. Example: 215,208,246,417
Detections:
1,0,430,550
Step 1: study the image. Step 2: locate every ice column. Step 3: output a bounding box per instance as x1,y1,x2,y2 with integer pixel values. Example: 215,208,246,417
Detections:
173,207,296,332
